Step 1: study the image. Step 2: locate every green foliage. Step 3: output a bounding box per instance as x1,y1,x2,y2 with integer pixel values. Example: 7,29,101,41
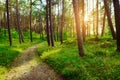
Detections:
38,38,120,80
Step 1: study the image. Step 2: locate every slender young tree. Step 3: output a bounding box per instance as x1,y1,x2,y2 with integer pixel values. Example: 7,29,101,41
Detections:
113,0,120,51
49,0,54,47
6,0,12,46
72,0,85,57
103,0,116,39
30,0,33,42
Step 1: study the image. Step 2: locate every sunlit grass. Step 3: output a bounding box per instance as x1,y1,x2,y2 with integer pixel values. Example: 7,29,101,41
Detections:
37,37,120,80
41,48,61,59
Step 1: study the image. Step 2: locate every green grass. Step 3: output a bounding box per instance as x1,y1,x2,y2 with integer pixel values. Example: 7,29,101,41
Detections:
0,29,43,80
38,38,120,80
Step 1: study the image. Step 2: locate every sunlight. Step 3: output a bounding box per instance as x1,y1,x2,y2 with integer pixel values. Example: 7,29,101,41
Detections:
5,59,38,80
41,49,61,59
84,16,88,22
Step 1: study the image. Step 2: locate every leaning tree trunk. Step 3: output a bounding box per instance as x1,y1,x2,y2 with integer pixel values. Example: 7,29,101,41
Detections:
6,0,12,46
103,0,116,39
30,0,33,42
113,0,120,51
72,0,85,57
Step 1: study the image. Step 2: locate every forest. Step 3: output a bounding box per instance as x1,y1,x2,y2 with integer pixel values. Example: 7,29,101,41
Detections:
0,0,120,80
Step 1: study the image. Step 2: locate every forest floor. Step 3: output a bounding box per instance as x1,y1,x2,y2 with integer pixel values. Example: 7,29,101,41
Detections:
4,44,63,80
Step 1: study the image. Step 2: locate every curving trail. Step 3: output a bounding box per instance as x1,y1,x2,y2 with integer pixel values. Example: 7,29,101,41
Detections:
5,44,63,80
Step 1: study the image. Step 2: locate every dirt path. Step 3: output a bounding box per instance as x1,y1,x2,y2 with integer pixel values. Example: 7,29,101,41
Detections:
5,44,63,80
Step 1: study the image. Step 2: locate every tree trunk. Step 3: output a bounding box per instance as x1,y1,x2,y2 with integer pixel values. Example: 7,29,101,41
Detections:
46,0,50,46
16,0,24,43
72,0,85,57
103,0,116,39
60,0,64,44
113,0,120,51
57,3,60,41
6,0,12,46
86,0,89,36
30,0,33,42
49,0,54,47
95,0,99,40
101,10,106,36
4,11,7,37
93,0,95,35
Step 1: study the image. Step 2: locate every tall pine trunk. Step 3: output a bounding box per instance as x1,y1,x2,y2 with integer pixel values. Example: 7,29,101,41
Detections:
93,0,95,35
95,0,98,40
49,0,54,47
60,0,64,44
46,0,50,46
101,10,106,36
6,0,12,46
4,11,7,37
81,0,86,42
113,0,120,51
30,0,33,42
72,0,85,57
16,0,24,44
